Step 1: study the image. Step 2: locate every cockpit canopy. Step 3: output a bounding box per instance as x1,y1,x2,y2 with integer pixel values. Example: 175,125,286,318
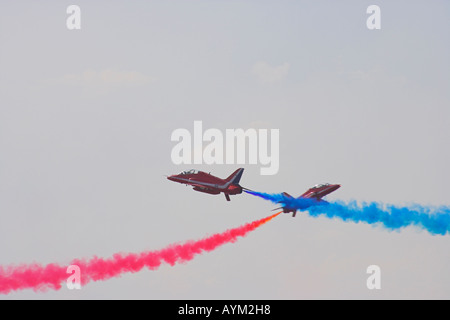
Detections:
180,169,199,175
312,183,330,189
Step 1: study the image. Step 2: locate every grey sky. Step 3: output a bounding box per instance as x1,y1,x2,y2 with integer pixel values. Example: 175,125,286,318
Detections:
0,1,449,299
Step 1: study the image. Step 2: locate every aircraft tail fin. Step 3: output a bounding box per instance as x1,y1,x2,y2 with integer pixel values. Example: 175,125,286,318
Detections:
225,168,244,185
282,192,293,198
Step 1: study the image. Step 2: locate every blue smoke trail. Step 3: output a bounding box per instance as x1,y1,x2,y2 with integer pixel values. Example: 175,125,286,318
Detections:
245,190,450,235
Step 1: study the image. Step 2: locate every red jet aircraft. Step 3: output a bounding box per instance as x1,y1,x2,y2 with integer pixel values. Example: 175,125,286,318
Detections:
167,168,245,201
276,183,341,217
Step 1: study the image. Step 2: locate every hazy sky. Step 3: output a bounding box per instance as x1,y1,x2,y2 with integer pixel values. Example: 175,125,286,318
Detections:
1,1,449,299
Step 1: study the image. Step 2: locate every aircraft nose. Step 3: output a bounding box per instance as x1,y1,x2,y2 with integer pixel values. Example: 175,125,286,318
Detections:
167,175,175,181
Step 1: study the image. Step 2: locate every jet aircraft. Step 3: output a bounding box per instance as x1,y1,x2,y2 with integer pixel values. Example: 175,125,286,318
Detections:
276,183,341,217
167,168,245,201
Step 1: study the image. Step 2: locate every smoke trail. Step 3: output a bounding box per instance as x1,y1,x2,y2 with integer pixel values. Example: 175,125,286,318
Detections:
0,212,280,294
245,190,450,235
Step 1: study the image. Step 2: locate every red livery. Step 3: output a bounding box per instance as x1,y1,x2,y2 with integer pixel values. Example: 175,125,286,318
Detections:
278,183,341,217
167,168,244,201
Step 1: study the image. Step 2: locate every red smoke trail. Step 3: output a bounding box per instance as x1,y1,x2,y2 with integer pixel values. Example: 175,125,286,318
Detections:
0,212,280,294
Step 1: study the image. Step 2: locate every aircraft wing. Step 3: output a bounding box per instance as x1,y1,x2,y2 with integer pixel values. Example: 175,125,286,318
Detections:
190,183,218,193
180,179,215,190
298,188,329,201
302,192,322,200
188,182,209,188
